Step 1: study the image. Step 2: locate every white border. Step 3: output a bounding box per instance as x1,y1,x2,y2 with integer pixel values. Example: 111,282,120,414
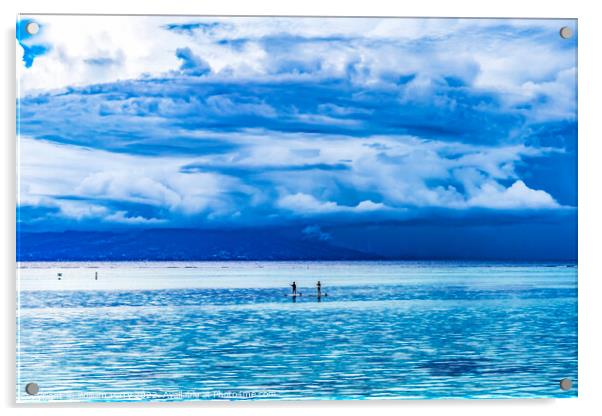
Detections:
3,1,601,415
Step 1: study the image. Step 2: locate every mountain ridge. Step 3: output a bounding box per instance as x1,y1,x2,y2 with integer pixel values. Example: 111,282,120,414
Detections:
17,228,383,261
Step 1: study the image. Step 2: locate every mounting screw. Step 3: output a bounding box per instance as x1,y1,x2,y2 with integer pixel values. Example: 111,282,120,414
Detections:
25,382,39,395
25,22,40,35
559,26,573,39
559,378,572,391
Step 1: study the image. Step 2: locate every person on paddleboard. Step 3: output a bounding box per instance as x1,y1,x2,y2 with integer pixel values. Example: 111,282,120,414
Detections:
291,281,297,295
317,281,321,296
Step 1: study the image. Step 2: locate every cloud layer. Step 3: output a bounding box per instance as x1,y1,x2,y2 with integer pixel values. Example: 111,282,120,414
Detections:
16,16,577,230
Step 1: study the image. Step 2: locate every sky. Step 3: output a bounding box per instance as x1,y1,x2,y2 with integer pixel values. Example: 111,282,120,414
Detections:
16,16,578,260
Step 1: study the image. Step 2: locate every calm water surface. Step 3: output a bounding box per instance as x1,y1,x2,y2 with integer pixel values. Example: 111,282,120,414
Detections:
17,261,578,401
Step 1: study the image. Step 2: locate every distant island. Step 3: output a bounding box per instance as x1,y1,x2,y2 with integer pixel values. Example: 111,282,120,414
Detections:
17,227,576,262
17,228,382,262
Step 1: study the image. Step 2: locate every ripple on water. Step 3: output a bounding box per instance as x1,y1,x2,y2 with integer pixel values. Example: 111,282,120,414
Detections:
17,264,577,401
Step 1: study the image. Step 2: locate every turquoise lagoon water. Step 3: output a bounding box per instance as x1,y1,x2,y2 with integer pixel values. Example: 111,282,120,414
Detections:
17,261,578,401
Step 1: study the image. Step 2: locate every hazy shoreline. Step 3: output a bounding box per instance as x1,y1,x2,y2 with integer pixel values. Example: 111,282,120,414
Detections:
17,259,578,268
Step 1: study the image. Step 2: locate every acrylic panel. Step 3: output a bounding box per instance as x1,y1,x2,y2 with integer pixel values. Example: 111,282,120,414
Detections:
16,15,578,402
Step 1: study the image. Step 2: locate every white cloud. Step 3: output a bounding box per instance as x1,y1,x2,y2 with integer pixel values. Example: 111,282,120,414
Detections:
18,137,246,223
18,15,577,123
104,211,165,224
278,193,387,215
16,16,575,229
518,67,577,121
19,127,565,227
467,180,559,209
277,193,339,213
18,15,190,95
54,200,108,220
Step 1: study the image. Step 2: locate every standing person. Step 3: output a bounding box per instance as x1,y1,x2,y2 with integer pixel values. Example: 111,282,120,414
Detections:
291,281,297,295
317,281,322,297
